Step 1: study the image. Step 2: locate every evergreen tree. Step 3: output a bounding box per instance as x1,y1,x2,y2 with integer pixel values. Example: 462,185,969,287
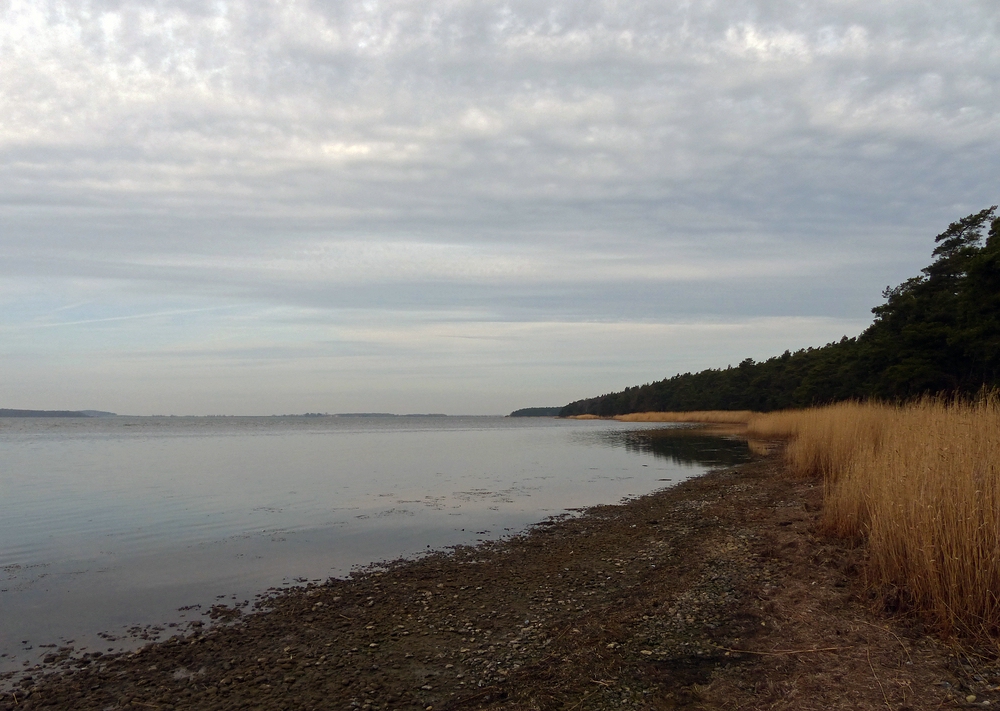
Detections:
560,206,1000,416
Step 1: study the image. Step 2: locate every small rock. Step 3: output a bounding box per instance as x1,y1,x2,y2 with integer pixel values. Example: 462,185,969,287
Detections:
967,695,977,703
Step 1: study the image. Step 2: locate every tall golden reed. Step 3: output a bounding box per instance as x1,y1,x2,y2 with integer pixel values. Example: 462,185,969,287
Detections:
748,401,891,480
750,398,1000,636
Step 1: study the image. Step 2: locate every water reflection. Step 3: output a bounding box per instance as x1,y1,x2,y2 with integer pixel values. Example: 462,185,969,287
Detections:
0,416,734,670
591,427,752,468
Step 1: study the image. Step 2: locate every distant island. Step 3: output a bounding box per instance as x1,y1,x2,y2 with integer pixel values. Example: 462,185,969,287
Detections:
333,413,448,418
0,409,117,418
274,413,450,418
508,407,564,417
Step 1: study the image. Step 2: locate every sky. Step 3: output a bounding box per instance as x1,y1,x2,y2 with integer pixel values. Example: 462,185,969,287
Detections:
1,0,998,416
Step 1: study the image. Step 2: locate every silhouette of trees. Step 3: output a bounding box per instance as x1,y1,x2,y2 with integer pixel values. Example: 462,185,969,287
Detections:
561,207,1000,416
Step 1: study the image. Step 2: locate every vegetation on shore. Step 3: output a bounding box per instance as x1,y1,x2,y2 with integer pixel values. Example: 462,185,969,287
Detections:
748,398,1000,639
591,400,1000,639
557,207,1000,637
561,206,1000,416
508,407,563,417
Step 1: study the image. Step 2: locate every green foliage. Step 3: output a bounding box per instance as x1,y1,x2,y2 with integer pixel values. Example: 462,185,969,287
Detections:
561,207,1000,416
508,407,564,417
859,206,1000,399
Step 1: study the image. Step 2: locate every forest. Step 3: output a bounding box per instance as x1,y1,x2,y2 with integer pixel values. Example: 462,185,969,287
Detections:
561,206,1000,416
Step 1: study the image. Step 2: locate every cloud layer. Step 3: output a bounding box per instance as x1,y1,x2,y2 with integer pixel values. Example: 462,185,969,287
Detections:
2,0,998,413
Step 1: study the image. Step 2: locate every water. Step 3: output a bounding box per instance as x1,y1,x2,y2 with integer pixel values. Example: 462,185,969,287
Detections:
0,416,748,670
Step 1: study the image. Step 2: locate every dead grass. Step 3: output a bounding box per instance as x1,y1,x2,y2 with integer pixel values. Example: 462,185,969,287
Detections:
747,402,892,480
749,398,1000,639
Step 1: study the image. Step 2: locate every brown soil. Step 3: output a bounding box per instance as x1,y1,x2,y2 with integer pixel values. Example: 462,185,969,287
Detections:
3,453,996,710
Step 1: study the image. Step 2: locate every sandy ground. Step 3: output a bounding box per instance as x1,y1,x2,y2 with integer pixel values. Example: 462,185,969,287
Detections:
2,451,996,710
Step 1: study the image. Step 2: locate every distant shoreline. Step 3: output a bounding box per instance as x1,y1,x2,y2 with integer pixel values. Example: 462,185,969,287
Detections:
0,408,116,418
0,411,460,419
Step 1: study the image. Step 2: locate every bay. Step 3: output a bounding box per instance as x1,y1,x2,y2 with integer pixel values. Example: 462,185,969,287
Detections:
0,415,748,670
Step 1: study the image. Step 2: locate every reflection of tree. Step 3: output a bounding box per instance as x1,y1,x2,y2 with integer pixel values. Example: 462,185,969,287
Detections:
594,428,751,468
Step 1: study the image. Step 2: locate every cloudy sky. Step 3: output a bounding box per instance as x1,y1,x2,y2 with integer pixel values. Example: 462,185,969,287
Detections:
1,0,998,415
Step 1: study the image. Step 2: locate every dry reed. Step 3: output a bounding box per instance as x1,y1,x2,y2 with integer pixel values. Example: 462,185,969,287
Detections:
748,402,892,480
751,398,1000,638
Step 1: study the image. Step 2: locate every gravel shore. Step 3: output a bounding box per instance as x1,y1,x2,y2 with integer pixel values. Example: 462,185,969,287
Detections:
2,451,993,710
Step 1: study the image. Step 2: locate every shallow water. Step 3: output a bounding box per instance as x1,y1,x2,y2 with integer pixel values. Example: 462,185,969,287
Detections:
0,416,748,670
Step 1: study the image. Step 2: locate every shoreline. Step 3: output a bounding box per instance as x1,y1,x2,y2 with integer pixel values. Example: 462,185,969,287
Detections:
3,454,991,710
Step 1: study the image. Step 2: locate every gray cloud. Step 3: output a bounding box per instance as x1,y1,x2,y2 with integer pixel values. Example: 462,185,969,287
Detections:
1,0,998,412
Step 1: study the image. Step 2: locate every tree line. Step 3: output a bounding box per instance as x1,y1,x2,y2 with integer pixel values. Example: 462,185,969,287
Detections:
561,207,1000,416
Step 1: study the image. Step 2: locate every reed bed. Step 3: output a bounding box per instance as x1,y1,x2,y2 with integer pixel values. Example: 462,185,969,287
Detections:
613,410,754,424
750,398,1000,637
748,401,892,480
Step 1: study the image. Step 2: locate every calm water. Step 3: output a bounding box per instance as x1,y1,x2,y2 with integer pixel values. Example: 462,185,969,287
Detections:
0,416,748,670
